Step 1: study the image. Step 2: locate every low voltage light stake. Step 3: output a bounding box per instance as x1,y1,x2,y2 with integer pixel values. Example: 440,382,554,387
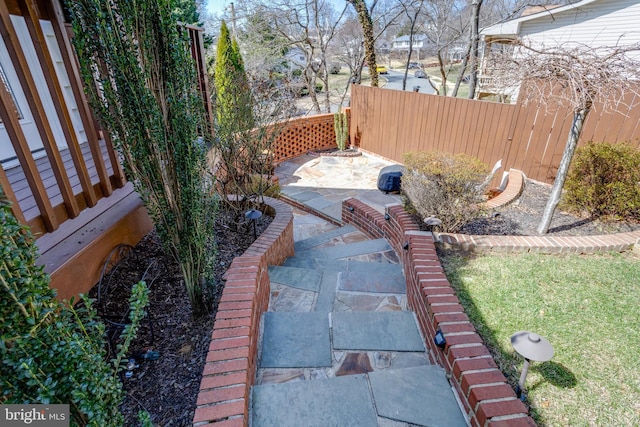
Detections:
511,331,554,399
245,209,263,239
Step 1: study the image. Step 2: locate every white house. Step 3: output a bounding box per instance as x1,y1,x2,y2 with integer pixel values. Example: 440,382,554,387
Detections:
392,34,429,50
477,0,640,100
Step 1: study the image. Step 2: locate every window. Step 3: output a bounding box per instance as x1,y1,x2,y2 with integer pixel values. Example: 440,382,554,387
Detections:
0,62,23,122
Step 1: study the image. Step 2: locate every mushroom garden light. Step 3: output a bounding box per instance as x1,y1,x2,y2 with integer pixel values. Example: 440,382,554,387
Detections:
244,209,263,239
511,331,554,399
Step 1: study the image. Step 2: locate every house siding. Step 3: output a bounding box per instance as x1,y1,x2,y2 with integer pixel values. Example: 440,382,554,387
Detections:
519,0,640,54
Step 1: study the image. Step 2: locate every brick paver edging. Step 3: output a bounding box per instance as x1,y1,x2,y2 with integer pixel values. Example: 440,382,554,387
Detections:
193,197,294,427
436,168,640,254
342,198,536,427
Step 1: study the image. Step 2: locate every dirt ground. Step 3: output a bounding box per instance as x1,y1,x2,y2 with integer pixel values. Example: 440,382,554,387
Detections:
460,180,639,236
95,181,637,426
90,210,272,426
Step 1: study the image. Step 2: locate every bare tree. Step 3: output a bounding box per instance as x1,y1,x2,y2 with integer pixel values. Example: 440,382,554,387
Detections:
422,0,467,96
398,0,427,91
347,0,379,87
491,41,640,234
264,0,347,113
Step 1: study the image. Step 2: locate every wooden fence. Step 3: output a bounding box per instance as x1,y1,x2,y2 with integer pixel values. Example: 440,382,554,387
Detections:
350,85,640,184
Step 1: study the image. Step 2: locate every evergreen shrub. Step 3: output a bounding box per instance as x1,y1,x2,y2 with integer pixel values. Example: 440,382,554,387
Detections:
0,194,149,426
563,141,640,220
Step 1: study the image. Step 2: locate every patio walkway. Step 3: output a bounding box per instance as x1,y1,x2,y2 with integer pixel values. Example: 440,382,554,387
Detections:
251,210,467,426
275,153,403,222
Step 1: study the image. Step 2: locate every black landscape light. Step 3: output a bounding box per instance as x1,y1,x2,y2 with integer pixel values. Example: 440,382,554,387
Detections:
511,331,554,399
245,209,263,239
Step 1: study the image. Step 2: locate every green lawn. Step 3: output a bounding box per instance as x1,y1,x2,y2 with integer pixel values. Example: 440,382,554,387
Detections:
439,250,640,426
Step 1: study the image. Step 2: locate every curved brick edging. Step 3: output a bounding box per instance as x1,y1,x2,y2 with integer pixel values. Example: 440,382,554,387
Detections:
193,197,294,427
342,198,536,427
485,169,524,209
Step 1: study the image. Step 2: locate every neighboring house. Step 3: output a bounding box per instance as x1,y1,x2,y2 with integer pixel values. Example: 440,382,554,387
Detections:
392,34,432,59
477,0,640,101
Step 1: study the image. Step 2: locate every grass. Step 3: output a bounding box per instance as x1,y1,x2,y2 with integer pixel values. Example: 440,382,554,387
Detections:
439,249,640,426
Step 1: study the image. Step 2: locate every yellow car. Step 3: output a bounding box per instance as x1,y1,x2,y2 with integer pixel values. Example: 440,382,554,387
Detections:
376,65,388,74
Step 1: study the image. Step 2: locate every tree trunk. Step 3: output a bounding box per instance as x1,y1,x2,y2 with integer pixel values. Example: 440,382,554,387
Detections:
467,0,482,99
537,105,591,234
348,0,378,87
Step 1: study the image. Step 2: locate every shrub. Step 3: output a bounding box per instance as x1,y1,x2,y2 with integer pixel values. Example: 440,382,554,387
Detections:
402,151,490,232
0,194,149,426
68,0,216,315
563,141,640,220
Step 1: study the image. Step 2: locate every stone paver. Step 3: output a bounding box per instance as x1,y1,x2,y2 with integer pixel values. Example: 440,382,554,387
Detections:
252,374,377,427
332,311,425,352
275,153,402,221
369,365,468,427
260,312,331,368
338,270,405,293
267,265,322,291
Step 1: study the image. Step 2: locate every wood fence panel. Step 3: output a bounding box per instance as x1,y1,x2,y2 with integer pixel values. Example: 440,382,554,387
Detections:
524,105,554,181
351,86,640,184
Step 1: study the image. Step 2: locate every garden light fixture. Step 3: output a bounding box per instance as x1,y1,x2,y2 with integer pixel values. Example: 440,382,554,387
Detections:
511,331,554,399
245,209,263,239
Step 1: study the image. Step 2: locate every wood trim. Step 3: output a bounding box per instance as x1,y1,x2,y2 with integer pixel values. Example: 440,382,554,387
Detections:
18,0,98,209
40,186,153,301
45,0,118,195
0,20,57,232
1,2,72,229
0,162,26,224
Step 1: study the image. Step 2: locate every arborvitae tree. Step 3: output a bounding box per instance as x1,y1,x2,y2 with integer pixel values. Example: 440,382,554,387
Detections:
68,0,216,315
215,21,254,130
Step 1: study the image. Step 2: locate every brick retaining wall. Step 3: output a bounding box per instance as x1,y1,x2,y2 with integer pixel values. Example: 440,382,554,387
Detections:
342,199,536,427
193,197,294,426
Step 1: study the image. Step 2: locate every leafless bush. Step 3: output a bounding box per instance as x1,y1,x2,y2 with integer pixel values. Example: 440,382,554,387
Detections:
402,151,490,232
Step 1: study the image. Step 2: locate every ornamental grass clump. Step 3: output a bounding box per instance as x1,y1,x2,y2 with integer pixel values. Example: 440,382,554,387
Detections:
334,109,349,151
68,0,217,315
563,141,640,220
402,151,490,232
0,194,149,426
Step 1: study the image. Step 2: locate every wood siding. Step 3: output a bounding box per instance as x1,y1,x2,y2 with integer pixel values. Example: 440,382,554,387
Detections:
350,85,640,184
519,0,640,51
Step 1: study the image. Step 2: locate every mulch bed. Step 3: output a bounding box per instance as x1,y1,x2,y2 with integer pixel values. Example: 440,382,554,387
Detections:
460,180,640,236
89,209,271,427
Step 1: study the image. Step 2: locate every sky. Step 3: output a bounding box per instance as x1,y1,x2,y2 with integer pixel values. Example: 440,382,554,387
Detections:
205,0,231,17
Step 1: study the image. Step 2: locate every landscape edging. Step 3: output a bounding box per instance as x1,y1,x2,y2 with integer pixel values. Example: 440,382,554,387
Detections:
193,197,294,427
342,198,536,427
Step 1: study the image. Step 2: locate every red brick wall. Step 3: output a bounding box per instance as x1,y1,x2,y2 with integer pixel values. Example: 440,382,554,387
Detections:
342,198,536,427
193,197,294,427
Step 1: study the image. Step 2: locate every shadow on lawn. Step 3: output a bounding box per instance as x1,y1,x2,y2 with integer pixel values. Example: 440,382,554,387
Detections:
531,361,578,390
436,246,578,426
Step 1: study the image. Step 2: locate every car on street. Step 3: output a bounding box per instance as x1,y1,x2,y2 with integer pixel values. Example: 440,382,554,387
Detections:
376,65,388,74
408,62,421,69
414,69,427,78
